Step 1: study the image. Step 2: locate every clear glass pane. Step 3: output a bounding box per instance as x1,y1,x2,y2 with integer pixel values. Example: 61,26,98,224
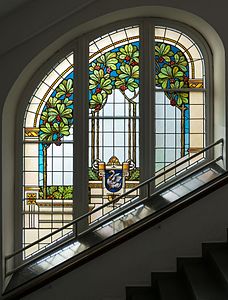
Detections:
155,90,205,185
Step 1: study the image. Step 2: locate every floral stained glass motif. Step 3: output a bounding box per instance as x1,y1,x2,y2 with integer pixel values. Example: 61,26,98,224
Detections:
22,24,207,256
88,26,140,222
155,42,190,157
23,53,74,257
38,74,74,198
89,42,139,112
154,27,205,184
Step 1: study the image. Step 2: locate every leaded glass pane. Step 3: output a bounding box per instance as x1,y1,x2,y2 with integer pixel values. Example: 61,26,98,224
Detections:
155,26,205,88
23,53,74,257
155,26,205,185
21,22,209,259
88,26,140,222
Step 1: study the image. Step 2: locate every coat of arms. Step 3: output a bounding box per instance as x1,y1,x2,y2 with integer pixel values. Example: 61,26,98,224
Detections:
92,156,135,195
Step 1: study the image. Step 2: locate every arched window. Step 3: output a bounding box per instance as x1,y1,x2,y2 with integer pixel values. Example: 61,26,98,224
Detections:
22,19,208,257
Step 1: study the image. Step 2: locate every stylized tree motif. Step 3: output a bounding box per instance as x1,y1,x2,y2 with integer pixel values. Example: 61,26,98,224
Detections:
39,79,73,147
89,42,189,111
39,77,74,199
155,42,189,156
89,42,140,112
155,42,189,108
88,41,189,170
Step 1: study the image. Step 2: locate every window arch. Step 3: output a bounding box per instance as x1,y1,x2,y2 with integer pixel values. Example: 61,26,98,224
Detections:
22,19,209,256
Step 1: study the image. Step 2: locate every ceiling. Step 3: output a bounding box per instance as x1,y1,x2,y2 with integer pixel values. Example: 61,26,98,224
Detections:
0,0,96,18
0,0,33,17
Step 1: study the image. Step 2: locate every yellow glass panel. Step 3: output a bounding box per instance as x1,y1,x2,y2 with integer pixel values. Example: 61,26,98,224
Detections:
41,214,52,221
39,229,52,241
95,36,113,51
24,143,39,156
24,157,39,172
24,172,39,185
190,134,204,148
190,119,204,133
67,53,73,65
194,60,203,79
190,105,204,119
165,29,181,41
189,92,204,104
25,231,39,243
189,45,202,61
29,96,41,104
24,245,39,257
27,102,40,114
25,111,36,127
155,27,165,38
89,43,98,56
110,30,127,43
179,34,194,50
125,26,139,37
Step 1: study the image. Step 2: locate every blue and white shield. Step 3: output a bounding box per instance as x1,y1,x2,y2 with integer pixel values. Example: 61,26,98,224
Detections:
105,169,123,193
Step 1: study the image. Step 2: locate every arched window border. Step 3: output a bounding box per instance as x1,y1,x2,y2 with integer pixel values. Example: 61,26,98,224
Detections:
1,6,225,274
18,18,213,253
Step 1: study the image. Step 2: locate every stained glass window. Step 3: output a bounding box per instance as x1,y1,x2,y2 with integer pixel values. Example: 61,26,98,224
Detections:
23,53,74,257
22,21,208,256
88,26,140,222
154,26,205,184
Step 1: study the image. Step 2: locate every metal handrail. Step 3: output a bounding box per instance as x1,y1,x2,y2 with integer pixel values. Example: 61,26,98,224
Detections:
5,138,224,272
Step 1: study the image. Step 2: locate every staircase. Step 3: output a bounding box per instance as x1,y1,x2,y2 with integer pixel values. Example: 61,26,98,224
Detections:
126,241,228,299
2,139,228,300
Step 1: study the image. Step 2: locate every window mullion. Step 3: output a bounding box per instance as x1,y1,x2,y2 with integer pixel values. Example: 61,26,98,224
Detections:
74,36,89,232
140,20,155,186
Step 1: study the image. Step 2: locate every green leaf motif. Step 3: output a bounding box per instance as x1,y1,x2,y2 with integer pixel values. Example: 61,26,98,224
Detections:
41,185,73,200
40,123,52,134
56,79,73,98
90,92,107,110
89,42,140,111
155,43,174,62
155,42,189,95
88,168,99,180
117,44,139,62
128,168,140,181
97,52,118,70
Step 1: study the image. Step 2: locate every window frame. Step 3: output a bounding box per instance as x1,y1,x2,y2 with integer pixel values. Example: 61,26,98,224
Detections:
17,17,213,255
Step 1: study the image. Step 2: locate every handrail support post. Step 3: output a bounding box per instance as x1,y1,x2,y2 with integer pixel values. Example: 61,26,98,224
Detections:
147,183,151,198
